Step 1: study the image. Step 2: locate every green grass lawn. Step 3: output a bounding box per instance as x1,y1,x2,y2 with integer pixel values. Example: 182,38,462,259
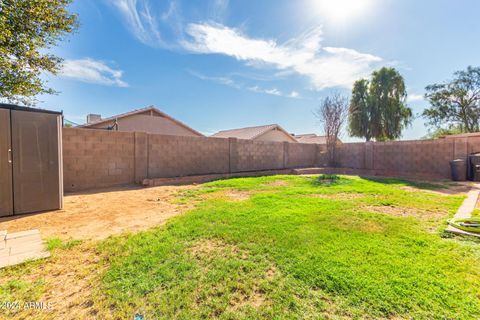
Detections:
2,175,479,319
95,175,479,319
472,208,480,217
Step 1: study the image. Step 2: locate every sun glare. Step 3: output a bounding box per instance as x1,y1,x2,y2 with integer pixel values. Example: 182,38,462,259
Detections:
311,0,374,24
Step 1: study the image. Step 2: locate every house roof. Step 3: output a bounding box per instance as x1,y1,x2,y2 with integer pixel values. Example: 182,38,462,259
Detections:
441,132,480,139
294,133,341,144
294,134,317,139
211,124,297,142
79,106,203,136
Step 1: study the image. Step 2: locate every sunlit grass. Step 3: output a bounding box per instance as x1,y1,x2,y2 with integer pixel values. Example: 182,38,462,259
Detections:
94,175,478,319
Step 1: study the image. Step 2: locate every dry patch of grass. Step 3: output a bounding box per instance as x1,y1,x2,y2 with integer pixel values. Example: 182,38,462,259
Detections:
225,190,253,201
262,179,290,187
363,205,445,219
333,216,386,233
0,242,105,319
228,289,266,312
400,183,472,196
187,239,276,312
200,189,254,201
188,239,246,258
307,192,364,201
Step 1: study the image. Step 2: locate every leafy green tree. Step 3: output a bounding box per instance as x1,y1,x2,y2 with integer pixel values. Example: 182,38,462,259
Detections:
422,126,463,140
423,66,480,133
348,67,413,141
0,0,78,105
348,79,371,140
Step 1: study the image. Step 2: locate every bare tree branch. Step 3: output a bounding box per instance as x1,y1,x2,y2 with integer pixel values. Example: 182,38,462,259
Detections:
314,93,349,166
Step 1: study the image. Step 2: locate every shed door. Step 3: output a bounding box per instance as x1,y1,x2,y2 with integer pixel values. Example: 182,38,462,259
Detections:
11,110,60,214
0,109,13,217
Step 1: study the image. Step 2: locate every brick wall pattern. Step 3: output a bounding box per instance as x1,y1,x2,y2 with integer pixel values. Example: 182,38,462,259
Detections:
63,128,480,191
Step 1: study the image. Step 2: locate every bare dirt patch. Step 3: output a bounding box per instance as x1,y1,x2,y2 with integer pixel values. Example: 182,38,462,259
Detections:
0,184,196,240
265,266,277,280
363,205,444,218
228,289,266,312
188,239,233,257
226,190,252,201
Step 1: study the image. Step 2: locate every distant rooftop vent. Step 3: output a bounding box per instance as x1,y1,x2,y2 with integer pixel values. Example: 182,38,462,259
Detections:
86,114,101,124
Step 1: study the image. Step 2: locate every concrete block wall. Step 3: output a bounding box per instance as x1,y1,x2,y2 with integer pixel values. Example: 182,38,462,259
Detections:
286,143,318,168
63,128,135,191
337,138,459,179
337,143,366,169
148,134,230,178
134,132,148,183
234,139,284,172
373,140,453,177
467,137,480,155
63,128,480,191
63,128,323,191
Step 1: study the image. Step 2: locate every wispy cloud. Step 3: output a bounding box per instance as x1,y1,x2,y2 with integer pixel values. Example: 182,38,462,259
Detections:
208,0,229,22
109,0,181,48
189,70,301,98
407,94,424,102
247,86,299,98
109,2,383,90
182,23,382,90
188,70,241,88
60,58,128,87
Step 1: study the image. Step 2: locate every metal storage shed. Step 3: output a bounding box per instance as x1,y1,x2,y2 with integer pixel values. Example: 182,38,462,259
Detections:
0,104,63,216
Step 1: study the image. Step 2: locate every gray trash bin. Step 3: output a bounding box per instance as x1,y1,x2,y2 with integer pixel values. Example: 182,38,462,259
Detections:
468,153,480,181
450,159,467,181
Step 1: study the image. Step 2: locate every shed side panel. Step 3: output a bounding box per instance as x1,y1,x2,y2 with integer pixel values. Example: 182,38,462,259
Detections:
0,109,13,216
11,110,61,214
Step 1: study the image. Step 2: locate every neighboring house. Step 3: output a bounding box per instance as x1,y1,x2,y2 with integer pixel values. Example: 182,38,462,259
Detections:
440,132,480,139
79,106,203,137
293,133,342,144
212,124,298,143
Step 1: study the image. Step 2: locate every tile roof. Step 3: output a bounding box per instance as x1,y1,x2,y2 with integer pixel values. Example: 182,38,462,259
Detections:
441,132,480,139
211,124,297,142
79,105,203,136
295,135,327,144
294,133,342,144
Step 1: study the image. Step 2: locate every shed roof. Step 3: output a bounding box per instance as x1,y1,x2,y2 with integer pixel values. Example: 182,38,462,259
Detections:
0,103,62,115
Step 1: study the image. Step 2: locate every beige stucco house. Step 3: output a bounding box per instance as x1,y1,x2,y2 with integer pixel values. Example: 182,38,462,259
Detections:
80,106,203,136
212,124,297,143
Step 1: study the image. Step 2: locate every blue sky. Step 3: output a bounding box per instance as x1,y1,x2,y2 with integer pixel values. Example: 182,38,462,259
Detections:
39,0,480,141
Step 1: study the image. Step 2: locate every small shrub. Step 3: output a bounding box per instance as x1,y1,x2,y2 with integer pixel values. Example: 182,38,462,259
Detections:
439,230,455,239
316,174,340,185
318,174,340,180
